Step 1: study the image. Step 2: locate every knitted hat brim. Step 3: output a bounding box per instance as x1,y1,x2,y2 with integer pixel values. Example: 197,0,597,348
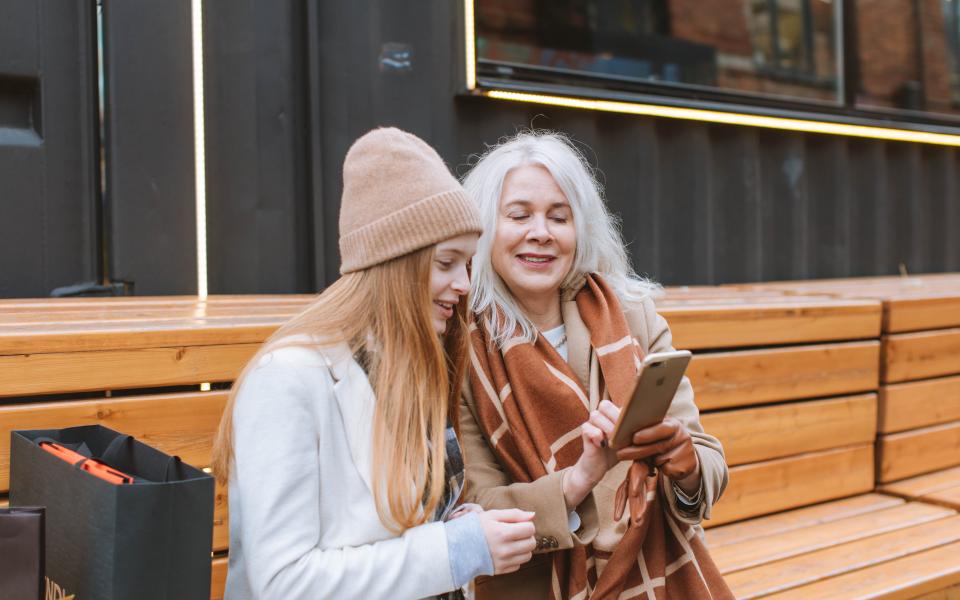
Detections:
339,189,482,274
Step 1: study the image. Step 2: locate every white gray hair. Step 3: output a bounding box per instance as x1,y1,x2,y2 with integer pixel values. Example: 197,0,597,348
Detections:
462,130,660,346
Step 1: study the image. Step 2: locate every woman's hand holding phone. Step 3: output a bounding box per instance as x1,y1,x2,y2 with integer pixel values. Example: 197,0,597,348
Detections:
616,418,701,494
564,401,702,505
477,509,537,574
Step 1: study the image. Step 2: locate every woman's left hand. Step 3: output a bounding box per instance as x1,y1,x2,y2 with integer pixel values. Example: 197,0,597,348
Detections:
616,417,701,493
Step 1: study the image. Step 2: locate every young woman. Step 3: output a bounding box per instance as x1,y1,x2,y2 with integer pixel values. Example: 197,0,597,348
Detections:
459,131,732,599
211,128,537,599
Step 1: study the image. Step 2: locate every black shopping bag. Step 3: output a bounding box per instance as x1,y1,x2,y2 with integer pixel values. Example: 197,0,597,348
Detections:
9,425,214,600
0,506,44,600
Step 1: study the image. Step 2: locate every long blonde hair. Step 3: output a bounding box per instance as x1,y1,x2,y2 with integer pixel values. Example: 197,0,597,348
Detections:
211,246,468,533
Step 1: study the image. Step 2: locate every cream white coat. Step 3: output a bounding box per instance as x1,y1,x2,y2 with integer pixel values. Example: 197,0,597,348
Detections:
224,343,456,599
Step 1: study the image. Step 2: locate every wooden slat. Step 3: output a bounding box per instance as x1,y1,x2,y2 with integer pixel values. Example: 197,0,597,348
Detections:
884,466,960,497
880,376,960,433
0,322,285,355
712,501,954,574
885,295,960,333
725,513,960,599
927,486,960,511
687,341,880,411
211,556,227,600
767,540,960,599
0,343,259,397
0,304,304,325
883,328,960,383
731,273,960,290
731,275,960,333
0,391,228,490
705,494,904,548
0,295,313,355
878,421,960,483
882,468,960,511
909,585,960,600
700,394,877,466
658,300,881,350
706,444,875,527
213,480,229,552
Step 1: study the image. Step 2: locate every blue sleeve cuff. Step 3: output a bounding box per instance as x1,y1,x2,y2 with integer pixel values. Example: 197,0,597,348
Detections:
673,480,703,513
444,512,494,587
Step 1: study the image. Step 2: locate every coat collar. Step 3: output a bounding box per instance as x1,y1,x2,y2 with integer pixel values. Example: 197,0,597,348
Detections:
324,343,376,494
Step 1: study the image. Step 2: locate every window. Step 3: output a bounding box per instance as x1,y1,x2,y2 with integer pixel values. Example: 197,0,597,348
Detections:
475,0,842,104
471,0,960,122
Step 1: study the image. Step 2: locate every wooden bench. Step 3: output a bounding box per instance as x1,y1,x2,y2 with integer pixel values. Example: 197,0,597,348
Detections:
5,281,958,598
712,275,960,597
658,284,960,597
0,295,313,600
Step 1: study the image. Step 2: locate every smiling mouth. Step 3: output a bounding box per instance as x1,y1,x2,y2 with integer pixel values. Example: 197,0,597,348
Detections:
517,254,555,266
434,300,455,317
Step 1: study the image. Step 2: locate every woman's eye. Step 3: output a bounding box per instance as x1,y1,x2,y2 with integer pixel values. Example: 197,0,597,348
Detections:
436,260,452,269
508,213,528,221
550,216,568,224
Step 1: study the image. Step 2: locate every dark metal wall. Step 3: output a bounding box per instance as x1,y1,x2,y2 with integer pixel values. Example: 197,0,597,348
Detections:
0,0,99,297
203,0,312,294
102,0,198,294
1,0,958,297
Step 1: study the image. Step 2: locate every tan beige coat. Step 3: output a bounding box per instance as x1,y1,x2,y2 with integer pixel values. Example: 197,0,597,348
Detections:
460,295,728,599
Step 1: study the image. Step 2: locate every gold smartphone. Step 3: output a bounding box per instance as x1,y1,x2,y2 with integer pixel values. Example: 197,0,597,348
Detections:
608,350,692,449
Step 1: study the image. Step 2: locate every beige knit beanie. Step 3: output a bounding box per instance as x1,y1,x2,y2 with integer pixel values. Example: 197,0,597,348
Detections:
338,127,482,274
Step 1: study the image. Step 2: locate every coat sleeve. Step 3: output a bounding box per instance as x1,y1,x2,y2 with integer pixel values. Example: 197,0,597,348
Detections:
231,347,458,599
460,386,599,553
633,295,730,525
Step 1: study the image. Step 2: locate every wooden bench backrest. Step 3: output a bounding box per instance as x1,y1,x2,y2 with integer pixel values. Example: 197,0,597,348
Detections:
658,288,883,526
728,277,960,485
0,295,314,557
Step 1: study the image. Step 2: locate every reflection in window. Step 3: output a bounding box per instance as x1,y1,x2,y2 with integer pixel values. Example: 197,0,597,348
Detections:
854,0,960,116
745,0,836,81
946,0,960,104
475,0,841,104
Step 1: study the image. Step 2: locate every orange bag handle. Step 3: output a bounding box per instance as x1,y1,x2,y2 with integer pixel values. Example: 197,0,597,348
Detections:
39,441,134,485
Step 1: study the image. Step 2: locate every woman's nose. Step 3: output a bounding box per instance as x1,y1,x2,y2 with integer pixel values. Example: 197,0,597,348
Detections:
451,266,470,295
525,215,552,243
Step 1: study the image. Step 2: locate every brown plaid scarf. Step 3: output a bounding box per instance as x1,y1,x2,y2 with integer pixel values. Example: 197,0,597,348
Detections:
468,274,733,599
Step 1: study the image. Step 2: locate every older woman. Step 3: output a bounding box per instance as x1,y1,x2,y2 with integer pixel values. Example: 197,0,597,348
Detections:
460,132,731,599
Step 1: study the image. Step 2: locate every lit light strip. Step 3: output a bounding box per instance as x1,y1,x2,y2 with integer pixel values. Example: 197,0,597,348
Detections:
484,90,960,147
464,0,476,90
191,0,208,298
